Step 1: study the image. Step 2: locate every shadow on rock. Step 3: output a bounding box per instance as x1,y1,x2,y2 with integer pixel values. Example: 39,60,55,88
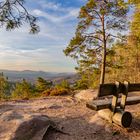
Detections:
11,115,55,140
43,114,130,140
131,117,140,132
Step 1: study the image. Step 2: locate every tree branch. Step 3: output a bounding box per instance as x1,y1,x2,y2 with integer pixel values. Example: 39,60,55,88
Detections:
109,34,126,40
84,34,103,42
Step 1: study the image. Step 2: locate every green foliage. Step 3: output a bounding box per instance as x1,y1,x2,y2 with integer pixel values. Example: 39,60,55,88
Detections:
128,0,140,4
0,0,39,33
36,77,72,97
73,68,100,89
41,80,71,97
12,79,35,99
0,73,11,99
64,0,129,85
131,3,140,38
0,75,73,100
42,88,70,97
104,1,140,83
74,79,88,90
55,80,70,89
36,77,53,92
49,88,69,96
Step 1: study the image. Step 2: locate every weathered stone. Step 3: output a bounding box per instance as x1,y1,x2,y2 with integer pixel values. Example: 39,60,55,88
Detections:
74,89,97,101
0,110,55,140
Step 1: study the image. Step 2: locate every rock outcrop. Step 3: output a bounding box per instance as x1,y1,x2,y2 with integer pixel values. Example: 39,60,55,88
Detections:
0,110,55,140
74,89,97,101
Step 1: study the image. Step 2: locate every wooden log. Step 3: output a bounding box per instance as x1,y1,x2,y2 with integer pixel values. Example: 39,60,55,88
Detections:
98,109,132,128
86,96,140,111
113,110,132,128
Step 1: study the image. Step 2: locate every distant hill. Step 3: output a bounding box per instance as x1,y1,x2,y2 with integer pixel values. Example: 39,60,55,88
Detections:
0,69,78,84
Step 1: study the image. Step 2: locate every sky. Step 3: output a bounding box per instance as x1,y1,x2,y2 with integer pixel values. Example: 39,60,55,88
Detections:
0,0,86,72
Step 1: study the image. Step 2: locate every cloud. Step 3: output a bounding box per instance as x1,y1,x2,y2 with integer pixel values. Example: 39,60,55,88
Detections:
32,8,79,23
0,0,82,72
0,44,76,72
31,0,80,23
38,1,62,11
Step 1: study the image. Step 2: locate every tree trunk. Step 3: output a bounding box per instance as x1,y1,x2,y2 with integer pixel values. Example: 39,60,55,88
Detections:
100,15,106,84
100,46,106,84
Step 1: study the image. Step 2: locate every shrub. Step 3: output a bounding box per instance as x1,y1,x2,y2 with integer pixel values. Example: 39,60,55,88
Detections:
49,88,69,96
73,80,89,90
55,80,70,90
42,88,70,97
36,77,53,92
0,72,11,99
42,89,51,97
12,79,35,99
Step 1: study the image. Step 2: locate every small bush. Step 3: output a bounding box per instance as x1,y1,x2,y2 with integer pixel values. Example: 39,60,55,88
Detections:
55,80,70,90
42,89,51,97
12,79,35,99
42,88,70,96
36,77,53,92
50,88,69,96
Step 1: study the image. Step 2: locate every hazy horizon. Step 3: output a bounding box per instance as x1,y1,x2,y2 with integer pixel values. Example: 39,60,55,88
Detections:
0,69,76,73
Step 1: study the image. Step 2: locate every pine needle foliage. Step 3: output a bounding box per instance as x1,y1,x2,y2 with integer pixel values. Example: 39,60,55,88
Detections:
64,0,129,85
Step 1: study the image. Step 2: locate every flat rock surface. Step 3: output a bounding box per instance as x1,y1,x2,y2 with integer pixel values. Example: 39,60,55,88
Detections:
74,89,98,101
0,96,140,140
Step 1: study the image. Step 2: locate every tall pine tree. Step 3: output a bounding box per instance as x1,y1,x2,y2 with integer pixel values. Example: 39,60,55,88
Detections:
64,0,129,84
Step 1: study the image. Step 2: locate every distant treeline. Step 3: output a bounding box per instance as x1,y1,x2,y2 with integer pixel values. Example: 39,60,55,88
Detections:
0,72,88,100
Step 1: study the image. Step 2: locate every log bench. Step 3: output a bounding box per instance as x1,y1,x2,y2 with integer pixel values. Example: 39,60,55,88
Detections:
86,81,140,127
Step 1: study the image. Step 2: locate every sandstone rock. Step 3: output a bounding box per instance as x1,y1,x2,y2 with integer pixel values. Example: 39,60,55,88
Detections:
0,110,56,140
74,89,97,101
11,115,54,140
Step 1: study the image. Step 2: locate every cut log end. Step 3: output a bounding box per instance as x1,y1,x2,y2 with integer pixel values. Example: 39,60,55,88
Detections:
113,110,132,128
122,111,132,128
98,109,132,128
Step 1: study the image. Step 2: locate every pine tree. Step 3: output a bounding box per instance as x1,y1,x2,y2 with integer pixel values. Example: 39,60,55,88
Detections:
64,0,129,84
56,80,70,89
12,79,34,99
0,72,10,99
36,77,53,92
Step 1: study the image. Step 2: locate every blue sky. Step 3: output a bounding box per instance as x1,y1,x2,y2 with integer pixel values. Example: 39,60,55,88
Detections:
0,0,86,72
